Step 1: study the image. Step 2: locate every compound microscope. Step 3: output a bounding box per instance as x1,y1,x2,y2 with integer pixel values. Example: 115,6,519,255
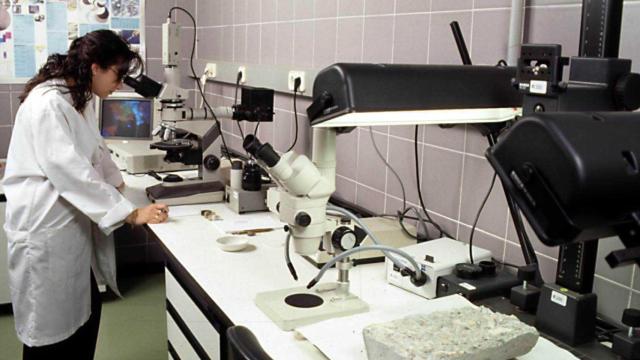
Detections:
124,16,273,205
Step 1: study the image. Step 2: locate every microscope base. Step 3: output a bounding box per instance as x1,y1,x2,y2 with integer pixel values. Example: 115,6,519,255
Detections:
146,180,225,205
255,286,369,331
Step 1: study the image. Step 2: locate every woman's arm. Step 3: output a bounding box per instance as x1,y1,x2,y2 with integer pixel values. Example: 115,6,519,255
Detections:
30,97,138,234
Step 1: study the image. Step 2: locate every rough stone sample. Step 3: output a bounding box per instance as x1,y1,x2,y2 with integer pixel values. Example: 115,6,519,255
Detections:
362,306,538,360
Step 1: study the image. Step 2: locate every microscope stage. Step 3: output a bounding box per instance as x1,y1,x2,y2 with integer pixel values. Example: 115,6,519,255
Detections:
255,286,369,331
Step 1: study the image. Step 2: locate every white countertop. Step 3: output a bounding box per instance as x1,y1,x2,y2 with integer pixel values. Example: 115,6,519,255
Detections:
122,172,576,360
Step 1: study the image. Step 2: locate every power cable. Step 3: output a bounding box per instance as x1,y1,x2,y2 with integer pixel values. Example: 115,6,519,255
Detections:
414,126,454,239
286,77,301,152
468,172,497,264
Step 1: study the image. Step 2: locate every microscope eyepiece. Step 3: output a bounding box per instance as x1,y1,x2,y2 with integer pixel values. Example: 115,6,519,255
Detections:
124,74,163,98
243,135,280,168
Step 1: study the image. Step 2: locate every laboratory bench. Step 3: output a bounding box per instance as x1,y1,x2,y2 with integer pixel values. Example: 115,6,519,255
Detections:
120,171,609,360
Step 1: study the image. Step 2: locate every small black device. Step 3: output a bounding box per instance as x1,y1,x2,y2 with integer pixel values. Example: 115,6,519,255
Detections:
454,263,483,279
613,308,640,360
232,87,274,122
535,283,597,346
436,268,520,301
510,264,541,312
241,161,262,191
163,174,183,183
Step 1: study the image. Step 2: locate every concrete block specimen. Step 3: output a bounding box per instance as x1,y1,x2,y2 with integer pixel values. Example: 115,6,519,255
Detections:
362,306,538,360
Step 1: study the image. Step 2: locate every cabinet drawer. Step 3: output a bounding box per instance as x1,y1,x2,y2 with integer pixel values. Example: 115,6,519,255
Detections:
166,269,221,359
167,314,200,360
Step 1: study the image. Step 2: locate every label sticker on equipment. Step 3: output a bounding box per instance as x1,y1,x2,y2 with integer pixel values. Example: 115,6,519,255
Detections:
551,290,568,307
459,282,476,291
530,80,548,94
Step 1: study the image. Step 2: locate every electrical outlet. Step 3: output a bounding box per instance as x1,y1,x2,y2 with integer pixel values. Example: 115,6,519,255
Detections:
287,70,306,92
204,63,217,79
237,66,246,84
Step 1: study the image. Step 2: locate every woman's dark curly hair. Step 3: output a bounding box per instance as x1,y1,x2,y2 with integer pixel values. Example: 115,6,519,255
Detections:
19,30,143,112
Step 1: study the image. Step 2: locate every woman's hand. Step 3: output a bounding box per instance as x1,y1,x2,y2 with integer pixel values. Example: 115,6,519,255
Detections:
126,203,169,225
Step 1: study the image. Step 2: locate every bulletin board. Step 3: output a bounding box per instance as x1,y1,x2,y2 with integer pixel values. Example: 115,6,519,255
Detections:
0,0,145,82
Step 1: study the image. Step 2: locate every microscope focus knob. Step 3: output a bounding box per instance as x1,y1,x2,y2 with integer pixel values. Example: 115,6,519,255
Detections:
295,212,312,227
203,155,220,170
622,309,640,328
332,226,357,251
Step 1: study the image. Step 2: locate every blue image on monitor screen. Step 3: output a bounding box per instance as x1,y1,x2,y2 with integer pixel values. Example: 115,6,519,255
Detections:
100,98,152,139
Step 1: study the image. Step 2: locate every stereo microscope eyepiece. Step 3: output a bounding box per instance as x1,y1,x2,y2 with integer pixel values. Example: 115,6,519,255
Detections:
243,135,280,167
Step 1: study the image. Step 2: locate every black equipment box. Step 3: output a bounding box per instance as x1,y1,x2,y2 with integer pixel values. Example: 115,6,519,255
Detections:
436,270,520,301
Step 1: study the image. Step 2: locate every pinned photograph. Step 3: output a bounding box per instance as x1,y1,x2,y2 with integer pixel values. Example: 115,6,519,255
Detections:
68,23,78,41
120,29,139,44
94,2,109,23
112,0,139,17
66,0,77,11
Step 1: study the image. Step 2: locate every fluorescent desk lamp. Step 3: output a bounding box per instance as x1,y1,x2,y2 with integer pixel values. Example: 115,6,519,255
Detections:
306,63,523,129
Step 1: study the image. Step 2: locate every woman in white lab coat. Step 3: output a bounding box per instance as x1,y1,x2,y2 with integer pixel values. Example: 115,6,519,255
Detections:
3,30,169,359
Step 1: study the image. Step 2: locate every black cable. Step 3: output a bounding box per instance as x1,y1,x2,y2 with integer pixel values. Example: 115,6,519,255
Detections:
287,78,301,152
253,119,260,136
167,7,230,160
233,72,245,141
487,133,539,267
401,208,431,240
492,258,519,269
378,210,435,241
367,126,421,240
378,211,425,240
486,132,543,285
414,125,454,239
284,232,298,281
469,172,497,264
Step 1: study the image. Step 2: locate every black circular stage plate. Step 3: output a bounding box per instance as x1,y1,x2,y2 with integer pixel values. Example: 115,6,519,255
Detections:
284,293,324,308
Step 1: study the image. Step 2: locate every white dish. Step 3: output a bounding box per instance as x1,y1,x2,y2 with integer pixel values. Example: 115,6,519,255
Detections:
216,235,250,252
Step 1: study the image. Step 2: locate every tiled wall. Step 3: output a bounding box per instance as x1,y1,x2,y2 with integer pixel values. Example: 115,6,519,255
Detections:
182,0,640,326
0,84,22,159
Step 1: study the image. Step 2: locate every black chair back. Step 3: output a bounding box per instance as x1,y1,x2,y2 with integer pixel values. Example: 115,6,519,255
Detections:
226,325,273,360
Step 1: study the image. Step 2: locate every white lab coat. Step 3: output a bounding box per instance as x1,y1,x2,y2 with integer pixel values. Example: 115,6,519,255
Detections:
2,79,135,347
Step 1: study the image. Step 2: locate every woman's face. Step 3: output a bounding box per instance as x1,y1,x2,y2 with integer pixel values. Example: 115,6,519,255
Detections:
91,63,124,98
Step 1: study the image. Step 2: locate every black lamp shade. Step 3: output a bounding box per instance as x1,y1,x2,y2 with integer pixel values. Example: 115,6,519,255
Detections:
487,111,640,246
307,63,523,127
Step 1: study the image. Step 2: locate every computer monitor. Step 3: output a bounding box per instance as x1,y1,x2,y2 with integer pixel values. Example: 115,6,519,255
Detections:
98,92,154,140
